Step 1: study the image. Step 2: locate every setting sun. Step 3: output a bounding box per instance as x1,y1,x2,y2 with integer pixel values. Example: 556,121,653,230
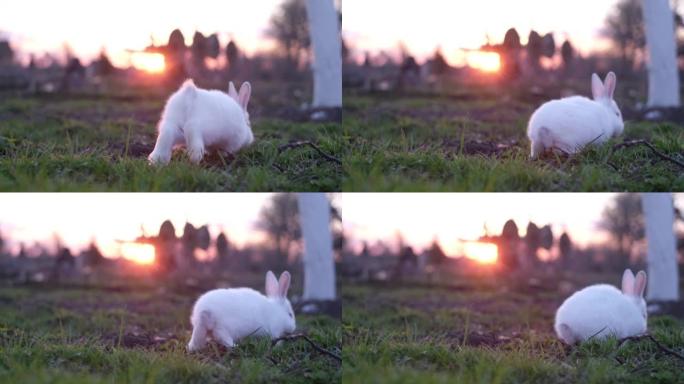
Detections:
465,51,501,73
120,243,156,265
131,52,165,74
463,242,498,264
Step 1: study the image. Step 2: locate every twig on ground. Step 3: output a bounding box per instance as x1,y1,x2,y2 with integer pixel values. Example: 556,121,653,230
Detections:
606,161,619,171
587,326,608,341
612,140,684,168
278,141,342,165
617,333,684,363
270,332,341,362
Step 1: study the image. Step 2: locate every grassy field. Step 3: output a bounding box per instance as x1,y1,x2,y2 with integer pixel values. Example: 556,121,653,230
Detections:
0,283,341,383
343,91,684,191
343,276,684,383
0,84,342,191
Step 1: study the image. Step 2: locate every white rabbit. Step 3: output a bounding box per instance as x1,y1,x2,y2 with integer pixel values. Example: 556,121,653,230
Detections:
554,269,647,345
527,71,624,158
187,271,295,352
148,79,254,165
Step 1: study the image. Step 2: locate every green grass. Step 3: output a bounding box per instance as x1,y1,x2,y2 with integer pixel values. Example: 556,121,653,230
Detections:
0,92,342,191
342,93,684,191
0,284,341,383
343,280,684,383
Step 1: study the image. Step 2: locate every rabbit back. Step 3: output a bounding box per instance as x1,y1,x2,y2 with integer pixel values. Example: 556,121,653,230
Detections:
191,288,272,340
528,96,613,155
554,284,646,343
188,89,252,151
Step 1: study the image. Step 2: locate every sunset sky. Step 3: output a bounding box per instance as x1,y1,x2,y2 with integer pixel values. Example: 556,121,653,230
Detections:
0,0,285,67
343,0,679,65
342,193,684,257
0,193,275,261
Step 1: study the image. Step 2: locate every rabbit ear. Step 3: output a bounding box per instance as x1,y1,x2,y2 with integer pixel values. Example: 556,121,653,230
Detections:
278,271,291,298
238,82,251,110
591,73,605,99
634,270,647,297
228,81,238,100
265,270,279,297
603,72,616,99
621,269,635,295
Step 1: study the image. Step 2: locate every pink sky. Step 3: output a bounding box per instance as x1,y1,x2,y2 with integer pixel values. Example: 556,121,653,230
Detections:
343,0,671,65
342,193,684,256
0,0,286,66
0,193,275,258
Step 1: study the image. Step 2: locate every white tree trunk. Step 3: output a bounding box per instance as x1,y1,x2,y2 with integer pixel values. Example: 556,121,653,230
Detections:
298,193,336,300
641,193,680,301
306,0,342,108
642,0,681,107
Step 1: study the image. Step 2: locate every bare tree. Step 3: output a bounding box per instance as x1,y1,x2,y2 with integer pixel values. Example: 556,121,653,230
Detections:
604,0,645,70
642,0,681,107
599,194,645,259
298,193,336,300
256,193,301,263
641,193,680,301
268,0,310,68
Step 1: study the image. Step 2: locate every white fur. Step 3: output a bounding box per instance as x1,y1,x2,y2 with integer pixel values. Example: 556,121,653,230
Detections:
187,271,295,352
527,71,624,158
554,269,647,344
149,79,254,165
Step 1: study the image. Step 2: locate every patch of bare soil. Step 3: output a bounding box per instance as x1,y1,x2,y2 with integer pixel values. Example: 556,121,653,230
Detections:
441,139,520,157
441,330,526,348
108,142,155,158
104,327,183,349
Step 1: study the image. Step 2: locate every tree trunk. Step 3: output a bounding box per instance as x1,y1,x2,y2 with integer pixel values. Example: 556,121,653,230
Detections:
298,193,336,300
641,193,680,301
642,0,681,107
305,0,342,108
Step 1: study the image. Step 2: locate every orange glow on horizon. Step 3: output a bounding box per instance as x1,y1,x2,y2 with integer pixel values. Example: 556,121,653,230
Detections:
131,52,165,73
463,242,498,264
120,243,156,265
465,51,501,73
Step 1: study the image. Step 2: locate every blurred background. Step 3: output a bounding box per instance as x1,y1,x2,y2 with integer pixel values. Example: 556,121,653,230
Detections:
0,0,342,118
343,0,683,116
0,193,341,299
340,193,684,301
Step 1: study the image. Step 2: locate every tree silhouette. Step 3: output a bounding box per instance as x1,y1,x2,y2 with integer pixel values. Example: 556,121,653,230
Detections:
216,232,230,267
503,28,521,51
525,222,541,264
427,239,447,266
256,193,301,263
561,40,574,70
431,48,449,76
156,220,177,272
599,194,644,259
500,219,520,269
559,232,572,268
527,30,543,71
267,0,311,67
82,241,104,268
604,0,645,70
226,39,240,70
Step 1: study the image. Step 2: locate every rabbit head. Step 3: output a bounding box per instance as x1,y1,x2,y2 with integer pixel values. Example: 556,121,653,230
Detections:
621,268,648,321
229,81,252,128
265,270,296,334
591,71,624,138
